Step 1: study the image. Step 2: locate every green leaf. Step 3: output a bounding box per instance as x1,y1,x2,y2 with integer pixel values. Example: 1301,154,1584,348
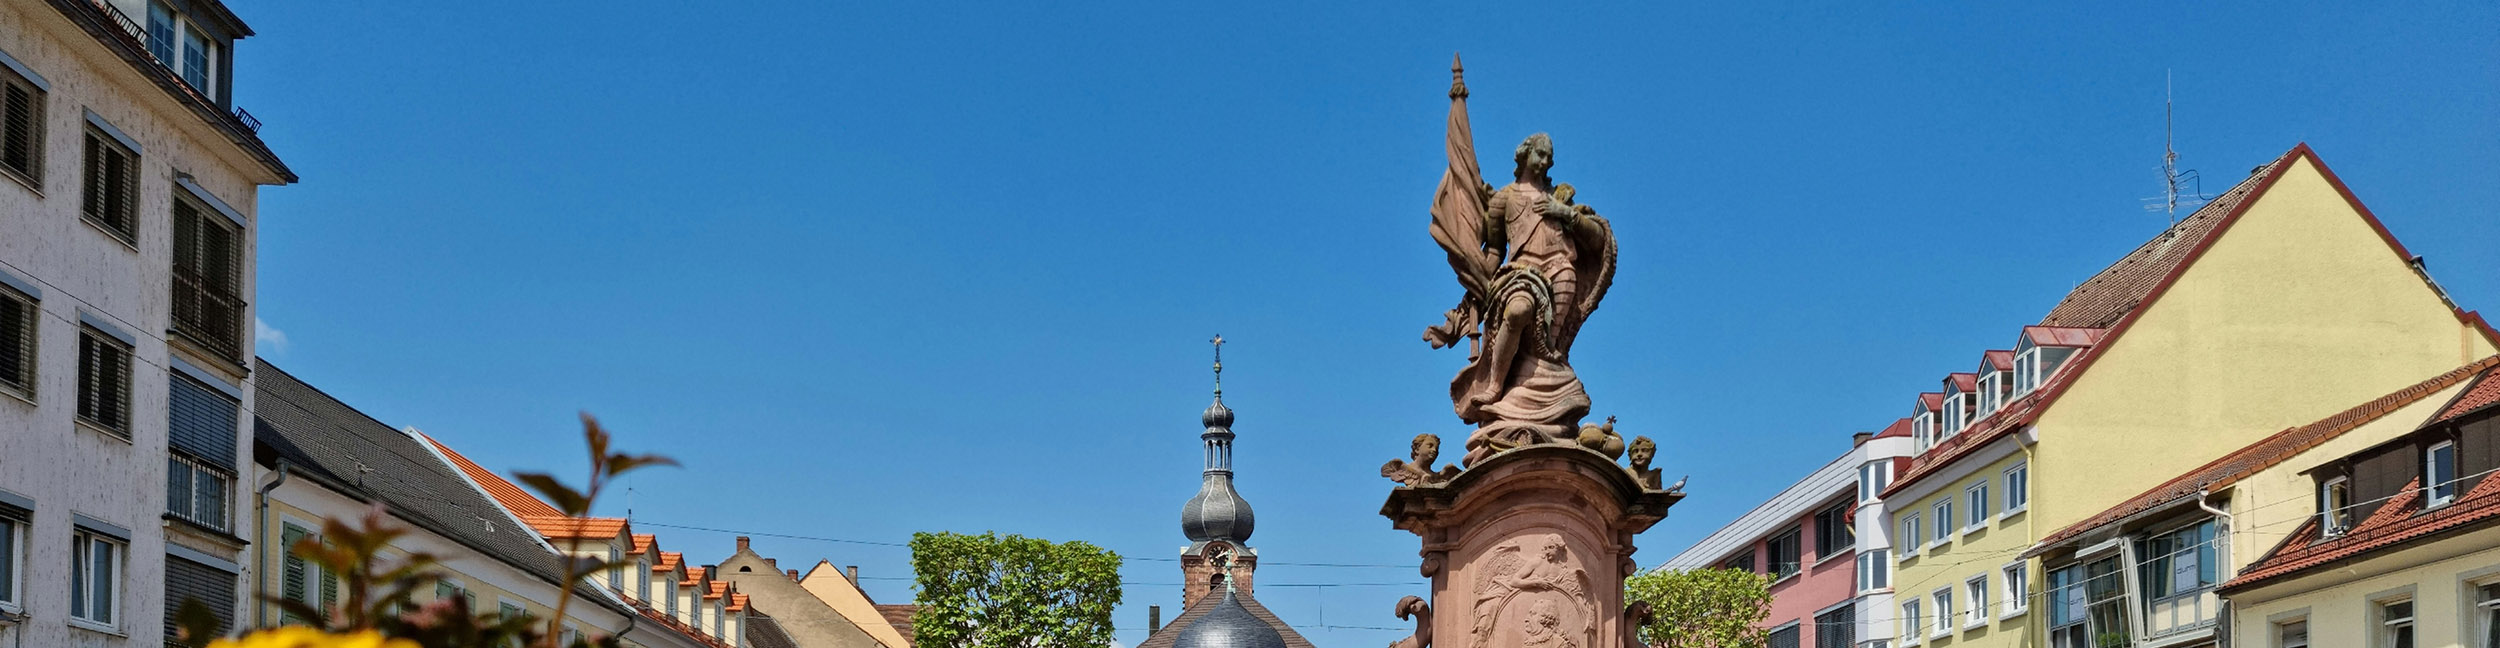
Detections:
514,472,592,515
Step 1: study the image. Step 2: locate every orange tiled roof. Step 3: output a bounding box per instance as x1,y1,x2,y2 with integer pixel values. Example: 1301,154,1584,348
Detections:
1945,372,1976,391
727,593,748,612
520,514,627,540
705,580,729,600
2433,367,2500,426
654,551,682,574
1980,350,2014,371
2029,357,2500,555
630,534,656,555
1917,392,1942,410
419,434,565,518
2219,474,2500,591
682,566,706,586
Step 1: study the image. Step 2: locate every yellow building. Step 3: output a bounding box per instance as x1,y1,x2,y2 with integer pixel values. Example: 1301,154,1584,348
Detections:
1878,144,2497,648
251,362,731,648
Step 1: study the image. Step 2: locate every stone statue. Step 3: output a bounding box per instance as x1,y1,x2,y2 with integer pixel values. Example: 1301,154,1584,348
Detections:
1424,56,1620,465
1625,436,1661,489
1620,602,1654,648
1390,596,1434,648
1384,433,1464,486
1470,534,1593,648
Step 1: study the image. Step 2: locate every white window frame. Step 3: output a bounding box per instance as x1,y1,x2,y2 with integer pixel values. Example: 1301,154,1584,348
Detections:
2428,441,2459,507
1964,481,1991,533
1930,588,1955,639
1964,575,1989,629
2322,476,2352,536
1857,552,1889,593
1899,514,1922,558
2000,562,2029,619
637,558,651,602
1942,393,1967,437
1913,408,1935,453
2002,462,2030,517
2471,582,2498,648
2274,616,2307,648
2379,598,2415,648
0,513,20,612
2013,346,2041,396
69,527,124,631
1901,599,1924,646
1930,500,1954,548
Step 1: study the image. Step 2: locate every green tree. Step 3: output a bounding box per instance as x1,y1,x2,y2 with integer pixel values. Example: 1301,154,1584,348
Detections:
1625,567,1773,648
908,531,1123,648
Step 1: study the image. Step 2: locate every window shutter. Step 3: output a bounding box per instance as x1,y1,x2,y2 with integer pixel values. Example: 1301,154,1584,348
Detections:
319,543,339,612
112,147,135,236
164,555,236,647
280,525,308,609
169,375,238,469
0,289,29,396
0,81,35,179
82,134,103,218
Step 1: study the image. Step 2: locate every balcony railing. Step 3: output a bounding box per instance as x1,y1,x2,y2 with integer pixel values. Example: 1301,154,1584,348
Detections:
81,0,262,133
171,270,246,362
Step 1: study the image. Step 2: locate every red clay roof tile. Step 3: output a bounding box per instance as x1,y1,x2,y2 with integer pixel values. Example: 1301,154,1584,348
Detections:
420,434,565,518
2433,367,2500,426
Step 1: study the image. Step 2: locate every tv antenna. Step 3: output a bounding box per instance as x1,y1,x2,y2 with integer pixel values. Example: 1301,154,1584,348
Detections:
2143,70,2211,226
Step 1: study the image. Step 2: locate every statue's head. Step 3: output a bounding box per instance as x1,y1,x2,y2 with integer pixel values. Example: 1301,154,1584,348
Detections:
1513,133,1554,182
1412,433,1440,464
1629,436,1656,468
1538,535,1567,561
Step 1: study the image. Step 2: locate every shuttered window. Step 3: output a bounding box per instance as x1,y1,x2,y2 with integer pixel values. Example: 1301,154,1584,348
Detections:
0,66,40,185
0,284,31,399
81,129,138,243
277,523,335,625
170,195,245,361
0,500,24,606
168,374,237,468
164,555,235,647
75,326,132,438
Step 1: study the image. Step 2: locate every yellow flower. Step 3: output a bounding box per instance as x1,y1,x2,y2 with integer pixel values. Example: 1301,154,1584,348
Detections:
207,627,422,648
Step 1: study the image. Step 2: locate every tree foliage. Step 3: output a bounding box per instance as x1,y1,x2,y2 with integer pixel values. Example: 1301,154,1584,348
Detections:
909,531,1123,648
1624,567,1772,648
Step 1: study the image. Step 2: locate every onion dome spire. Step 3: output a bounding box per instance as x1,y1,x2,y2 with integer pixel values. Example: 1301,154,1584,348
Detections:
1182,335,1255,543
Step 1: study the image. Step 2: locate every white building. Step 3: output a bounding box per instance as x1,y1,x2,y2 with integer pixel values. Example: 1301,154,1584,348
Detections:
0,0,292,646
1661,426,1915,648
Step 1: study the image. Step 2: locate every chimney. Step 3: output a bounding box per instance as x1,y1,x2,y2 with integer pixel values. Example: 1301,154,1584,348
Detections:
786,569,800,580
1148,605,1162,633
764,558,777,569
846,565,859,582
735,536,751,551
1852,431,1874,447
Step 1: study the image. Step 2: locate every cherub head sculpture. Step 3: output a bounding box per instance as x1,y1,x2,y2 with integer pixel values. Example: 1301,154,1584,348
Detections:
1628,436,1656,471
1413,433,1442,467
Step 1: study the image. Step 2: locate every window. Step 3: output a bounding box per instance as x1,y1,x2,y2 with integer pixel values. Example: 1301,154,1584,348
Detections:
1965,576,1989,628
164,555,235,647
82,128,139,242
146,2,178,63
76,326,132,438
1931,589,1955,638
2429,441,2460,507
1815,605,1855,648
0,60,41,184
2014,346,2041,396
2136,519,2218,602
2001,562,2029,617
1965,481,1990,530
280,523,336,625
498,600,524,621
1767,623,1800,648
1931,500,1953,545
168,373,239,531
2004,462,2029,514
1902,600,1924,645
1723,551,1754,574
1857,553,1889,592
1814,502,1851,558
1767,527,1802,579
2321,476,2353,536
2049,558,2130,648
1914,407,1935,453
0,501,23,609
1977,371,2002,416
607,546,623,592
665,580,678,617
2474,583,2498,648
0,283,32,399
1860,460,1892,503
2277,618,2308,648
179,24,215,93
434,579,466,604
70,527,122,627
1942,393,1967,436
2380,599,2414,648
171,193,246,360
1899,514,1922,558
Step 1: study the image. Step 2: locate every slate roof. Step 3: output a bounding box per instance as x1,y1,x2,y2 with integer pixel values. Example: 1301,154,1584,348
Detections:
2028,356,2500,555
873,605,918,646
251,362,639,620
744,611,802,648
1135,590,1314,648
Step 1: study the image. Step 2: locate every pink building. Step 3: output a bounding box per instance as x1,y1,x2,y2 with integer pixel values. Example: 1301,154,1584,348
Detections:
1662,425,1914,648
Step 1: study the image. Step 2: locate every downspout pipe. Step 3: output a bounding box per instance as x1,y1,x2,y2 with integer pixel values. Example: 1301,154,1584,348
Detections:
2200,488,2233,646
256,461,292,629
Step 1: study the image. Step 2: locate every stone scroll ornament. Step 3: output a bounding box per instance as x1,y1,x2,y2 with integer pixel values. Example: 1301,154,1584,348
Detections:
1422,55,1621,466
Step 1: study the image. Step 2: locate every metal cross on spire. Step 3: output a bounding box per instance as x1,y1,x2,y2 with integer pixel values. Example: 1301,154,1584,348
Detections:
1211,334,1225,398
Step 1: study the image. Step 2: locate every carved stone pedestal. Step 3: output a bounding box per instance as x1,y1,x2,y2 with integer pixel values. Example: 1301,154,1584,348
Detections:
1382,445,1680,648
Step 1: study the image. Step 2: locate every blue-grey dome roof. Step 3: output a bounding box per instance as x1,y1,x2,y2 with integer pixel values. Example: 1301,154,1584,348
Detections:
1172,592,1287,648
1181,473,1255,542
1202,399,1235,429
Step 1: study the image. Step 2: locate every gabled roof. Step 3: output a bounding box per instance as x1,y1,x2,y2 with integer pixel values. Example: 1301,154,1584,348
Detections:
875,605,919,647
1134,589,1315,648
2432,366,2500,426
2028,357,2500,555
655,551,682,574
631,534,656,556
1945,373,1976,391
519,515,628,540
1917,392,1942,411
1873,417,1914,439
425,435,565,519
683,566,708,586
744,611,802,648
1980,350,2014,372
2221,472,2500,591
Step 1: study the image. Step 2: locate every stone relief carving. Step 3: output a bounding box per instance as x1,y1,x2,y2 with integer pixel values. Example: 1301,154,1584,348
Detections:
1384,433,1464,486
1470,533,1594,648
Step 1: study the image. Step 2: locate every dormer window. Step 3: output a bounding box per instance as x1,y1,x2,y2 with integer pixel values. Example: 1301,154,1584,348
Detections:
1976,352,2013,416
2319,476,2352,536
127,0,228,101
2427,441,2459,507
1975,371,2002,416
1942,392,1968,436
1913,400,1938,453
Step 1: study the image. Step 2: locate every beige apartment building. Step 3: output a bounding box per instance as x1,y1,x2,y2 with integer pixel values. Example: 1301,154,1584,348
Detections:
0,0,291,646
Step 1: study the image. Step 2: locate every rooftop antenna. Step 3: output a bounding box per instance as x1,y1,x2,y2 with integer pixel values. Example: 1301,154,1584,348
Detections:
2143,70,2211,226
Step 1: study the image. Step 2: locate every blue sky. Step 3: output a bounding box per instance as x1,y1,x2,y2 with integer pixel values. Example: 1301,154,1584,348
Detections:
232,1,2498,645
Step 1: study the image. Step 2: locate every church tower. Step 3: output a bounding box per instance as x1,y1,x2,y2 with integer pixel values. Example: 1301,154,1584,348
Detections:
1179,335,1256,609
